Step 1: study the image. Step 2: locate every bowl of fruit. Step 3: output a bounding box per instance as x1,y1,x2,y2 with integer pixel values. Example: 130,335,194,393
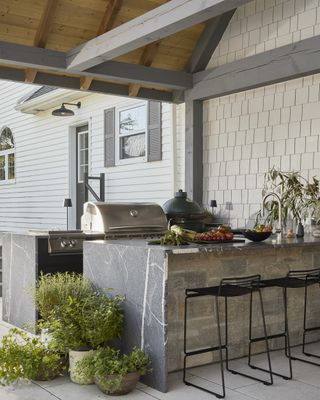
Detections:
243,225,272,242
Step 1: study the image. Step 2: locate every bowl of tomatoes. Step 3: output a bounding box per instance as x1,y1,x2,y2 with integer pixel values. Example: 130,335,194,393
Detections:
243,225,272,242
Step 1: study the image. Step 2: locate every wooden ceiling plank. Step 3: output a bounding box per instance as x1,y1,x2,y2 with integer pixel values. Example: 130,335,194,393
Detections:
0,41,191,90
66,0,250,71
25,0,58,83
81,0,123,90
128,41,160,97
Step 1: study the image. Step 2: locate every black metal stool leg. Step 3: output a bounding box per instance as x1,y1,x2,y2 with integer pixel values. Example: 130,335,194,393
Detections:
258,288,273,385
283,287,293,379
183,293,226,399
224,290,273,385
290,283,320,365
249,286,292,380
215,296,226,398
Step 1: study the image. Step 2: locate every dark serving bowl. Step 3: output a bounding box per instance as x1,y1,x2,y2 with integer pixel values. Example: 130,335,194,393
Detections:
243,231,272,242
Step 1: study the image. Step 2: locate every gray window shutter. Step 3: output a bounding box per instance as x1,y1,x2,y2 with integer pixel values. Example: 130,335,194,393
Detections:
104,107,115,167
147,101,162,162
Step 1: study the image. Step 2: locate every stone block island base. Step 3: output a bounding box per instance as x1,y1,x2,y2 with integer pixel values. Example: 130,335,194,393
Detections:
83,236,320,393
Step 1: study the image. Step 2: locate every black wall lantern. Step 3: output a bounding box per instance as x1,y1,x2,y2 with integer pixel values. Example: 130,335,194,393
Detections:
52,102,81,117
63,198,72,230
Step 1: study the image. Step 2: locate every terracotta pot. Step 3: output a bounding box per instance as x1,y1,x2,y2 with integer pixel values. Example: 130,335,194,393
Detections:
95,371,140,395
69,349,96,385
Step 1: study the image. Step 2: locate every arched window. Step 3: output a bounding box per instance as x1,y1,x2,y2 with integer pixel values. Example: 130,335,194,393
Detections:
0,127,15,181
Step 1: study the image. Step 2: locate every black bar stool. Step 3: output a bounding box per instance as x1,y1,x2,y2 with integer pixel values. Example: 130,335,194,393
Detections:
261,267,320,368
183,274,273,399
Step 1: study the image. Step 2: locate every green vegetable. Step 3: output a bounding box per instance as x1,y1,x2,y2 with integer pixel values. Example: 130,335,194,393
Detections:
160,229,187,245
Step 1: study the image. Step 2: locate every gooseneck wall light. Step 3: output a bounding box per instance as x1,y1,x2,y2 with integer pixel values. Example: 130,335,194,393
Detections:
52,102,81,117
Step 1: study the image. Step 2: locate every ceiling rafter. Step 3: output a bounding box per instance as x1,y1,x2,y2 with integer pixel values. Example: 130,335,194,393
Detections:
0,65,174,103
128,41,160,97
173,9,236,102
0,41,192,91
80,0,123,91
24,0,57,84
66,0,249,72
128,0,169,98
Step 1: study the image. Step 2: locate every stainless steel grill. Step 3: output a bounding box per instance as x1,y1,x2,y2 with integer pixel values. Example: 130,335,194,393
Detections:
28,229,104,254
81,201,168,238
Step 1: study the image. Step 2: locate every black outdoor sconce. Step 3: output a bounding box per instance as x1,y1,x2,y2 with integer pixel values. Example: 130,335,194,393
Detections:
52,102,81,117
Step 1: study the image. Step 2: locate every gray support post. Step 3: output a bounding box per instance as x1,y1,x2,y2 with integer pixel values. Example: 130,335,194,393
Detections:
185,99,203,205
100,173,105,202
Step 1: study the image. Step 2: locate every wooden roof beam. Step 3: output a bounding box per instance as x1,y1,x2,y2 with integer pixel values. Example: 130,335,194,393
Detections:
66,0,251,71
24,0,57,83
0,42,191,90
0,65,173,103
186,9,236,73
173,9,236,102
187,34,320,101
128,41,160,97
80,0,123,91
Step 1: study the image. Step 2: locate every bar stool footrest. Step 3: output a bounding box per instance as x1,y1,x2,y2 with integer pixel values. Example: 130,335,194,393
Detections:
183,378,224,398
185,345,226,357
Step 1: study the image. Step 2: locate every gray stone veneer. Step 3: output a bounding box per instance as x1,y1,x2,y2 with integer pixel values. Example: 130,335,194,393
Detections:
83,236,320,393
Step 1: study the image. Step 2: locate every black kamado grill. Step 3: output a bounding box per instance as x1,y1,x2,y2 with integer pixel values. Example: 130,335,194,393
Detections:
162,189,205,232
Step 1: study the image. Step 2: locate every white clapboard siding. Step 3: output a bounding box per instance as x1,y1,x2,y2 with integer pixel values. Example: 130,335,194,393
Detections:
0,80,178,231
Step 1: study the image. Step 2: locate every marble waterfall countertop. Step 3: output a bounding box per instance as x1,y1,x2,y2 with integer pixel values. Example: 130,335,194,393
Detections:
86,234,320,254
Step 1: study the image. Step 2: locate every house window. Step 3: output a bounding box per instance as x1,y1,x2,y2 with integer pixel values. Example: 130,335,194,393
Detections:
118,103,147,162
0,127,15,182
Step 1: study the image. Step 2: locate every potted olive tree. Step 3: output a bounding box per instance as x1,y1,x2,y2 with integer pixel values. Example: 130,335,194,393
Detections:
0,328,65,386
44,290,124,384
262,168,320,236
75,346,150,395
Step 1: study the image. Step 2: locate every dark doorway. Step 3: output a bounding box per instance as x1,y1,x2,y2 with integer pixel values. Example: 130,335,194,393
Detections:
75,124,89,228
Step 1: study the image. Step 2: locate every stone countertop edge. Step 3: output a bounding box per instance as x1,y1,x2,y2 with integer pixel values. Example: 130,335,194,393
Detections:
83,235,320,255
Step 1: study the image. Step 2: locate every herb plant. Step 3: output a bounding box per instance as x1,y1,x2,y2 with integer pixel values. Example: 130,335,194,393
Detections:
34,272,95,321
44,291,124,352
75,346,150,394
0,328,63,386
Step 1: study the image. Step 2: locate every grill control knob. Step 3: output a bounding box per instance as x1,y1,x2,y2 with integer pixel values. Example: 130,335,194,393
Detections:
70,239,77,247
61,239,70,248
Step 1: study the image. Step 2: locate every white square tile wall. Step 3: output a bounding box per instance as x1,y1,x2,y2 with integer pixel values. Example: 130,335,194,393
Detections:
204,74,320,228
207,0,320,69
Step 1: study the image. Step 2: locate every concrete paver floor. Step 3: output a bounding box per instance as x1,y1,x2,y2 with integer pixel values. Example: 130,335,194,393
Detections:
0,301,319,400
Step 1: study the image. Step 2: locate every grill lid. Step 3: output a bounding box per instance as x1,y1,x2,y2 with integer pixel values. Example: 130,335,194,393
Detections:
81,201,167,235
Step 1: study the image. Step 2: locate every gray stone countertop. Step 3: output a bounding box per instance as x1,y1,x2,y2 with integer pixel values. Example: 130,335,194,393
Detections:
84,234,320,255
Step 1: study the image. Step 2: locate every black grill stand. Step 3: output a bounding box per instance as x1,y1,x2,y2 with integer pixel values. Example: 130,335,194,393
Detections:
183,275,273,398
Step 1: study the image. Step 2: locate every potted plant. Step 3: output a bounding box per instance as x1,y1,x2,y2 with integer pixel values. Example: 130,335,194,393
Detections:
44,290,124,384
34,272,95,321
0,328,65,386
75,346,150,395
262,168,320,236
